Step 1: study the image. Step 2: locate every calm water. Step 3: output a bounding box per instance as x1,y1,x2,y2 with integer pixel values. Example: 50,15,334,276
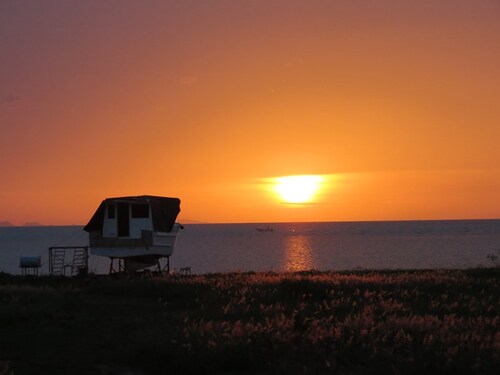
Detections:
1,220,499,275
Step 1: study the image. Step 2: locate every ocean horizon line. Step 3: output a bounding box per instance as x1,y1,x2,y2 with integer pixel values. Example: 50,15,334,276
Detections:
2,217,500,228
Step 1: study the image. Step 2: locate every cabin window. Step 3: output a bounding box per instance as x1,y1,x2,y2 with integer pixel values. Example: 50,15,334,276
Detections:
107,204,115,219
131,204,149,218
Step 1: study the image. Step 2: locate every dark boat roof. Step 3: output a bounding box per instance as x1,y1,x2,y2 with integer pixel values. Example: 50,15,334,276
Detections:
83,195,181,233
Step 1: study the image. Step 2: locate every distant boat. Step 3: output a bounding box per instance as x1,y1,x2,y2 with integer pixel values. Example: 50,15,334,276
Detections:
256,226,273,232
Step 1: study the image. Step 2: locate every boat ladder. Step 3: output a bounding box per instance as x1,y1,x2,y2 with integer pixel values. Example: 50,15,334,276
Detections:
49,248,66,276
71,248,88,276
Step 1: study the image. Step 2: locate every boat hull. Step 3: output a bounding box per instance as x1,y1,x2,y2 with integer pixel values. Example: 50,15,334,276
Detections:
91,244,174,258
89,230,179,258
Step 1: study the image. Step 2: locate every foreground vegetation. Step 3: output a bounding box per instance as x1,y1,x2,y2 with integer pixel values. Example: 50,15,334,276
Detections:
0,269,499,374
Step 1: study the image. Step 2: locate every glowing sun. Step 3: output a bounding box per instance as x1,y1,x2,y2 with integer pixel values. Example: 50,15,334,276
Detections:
274,175,325,204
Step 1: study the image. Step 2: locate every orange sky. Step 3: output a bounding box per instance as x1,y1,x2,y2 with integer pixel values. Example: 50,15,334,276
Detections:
1,0,499,225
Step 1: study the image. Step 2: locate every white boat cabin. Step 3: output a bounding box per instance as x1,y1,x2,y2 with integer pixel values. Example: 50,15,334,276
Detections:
83,195,182,273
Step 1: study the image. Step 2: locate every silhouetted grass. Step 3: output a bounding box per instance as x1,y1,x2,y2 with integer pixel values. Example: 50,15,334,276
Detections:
0,269,498,374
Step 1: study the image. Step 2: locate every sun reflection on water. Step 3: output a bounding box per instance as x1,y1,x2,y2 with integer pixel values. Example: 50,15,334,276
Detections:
283,234,315,272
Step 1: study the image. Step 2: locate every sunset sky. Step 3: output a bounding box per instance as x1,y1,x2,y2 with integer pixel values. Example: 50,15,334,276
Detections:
1,0,499,225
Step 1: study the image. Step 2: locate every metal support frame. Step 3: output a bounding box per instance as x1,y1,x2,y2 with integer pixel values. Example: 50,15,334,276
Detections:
163,256,170,274
109,258,125,274
48,246,89,276
108,256,171,275
20,266,40,277
155,256,170,275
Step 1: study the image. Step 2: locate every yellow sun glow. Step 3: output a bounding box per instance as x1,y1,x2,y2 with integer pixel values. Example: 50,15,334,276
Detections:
274,175,325,204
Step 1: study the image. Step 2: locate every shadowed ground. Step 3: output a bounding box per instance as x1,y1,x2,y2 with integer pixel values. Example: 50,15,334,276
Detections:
0,269,498,374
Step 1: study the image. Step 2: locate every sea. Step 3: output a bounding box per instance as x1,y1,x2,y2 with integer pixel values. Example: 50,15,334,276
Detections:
1,220,500,275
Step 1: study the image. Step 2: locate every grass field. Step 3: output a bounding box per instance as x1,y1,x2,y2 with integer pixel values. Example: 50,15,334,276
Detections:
0,269,498,374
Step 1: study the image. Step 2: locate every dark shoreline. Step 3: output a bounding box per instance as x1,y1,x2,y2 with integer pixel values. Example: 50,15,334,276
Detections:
1,269,498,374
